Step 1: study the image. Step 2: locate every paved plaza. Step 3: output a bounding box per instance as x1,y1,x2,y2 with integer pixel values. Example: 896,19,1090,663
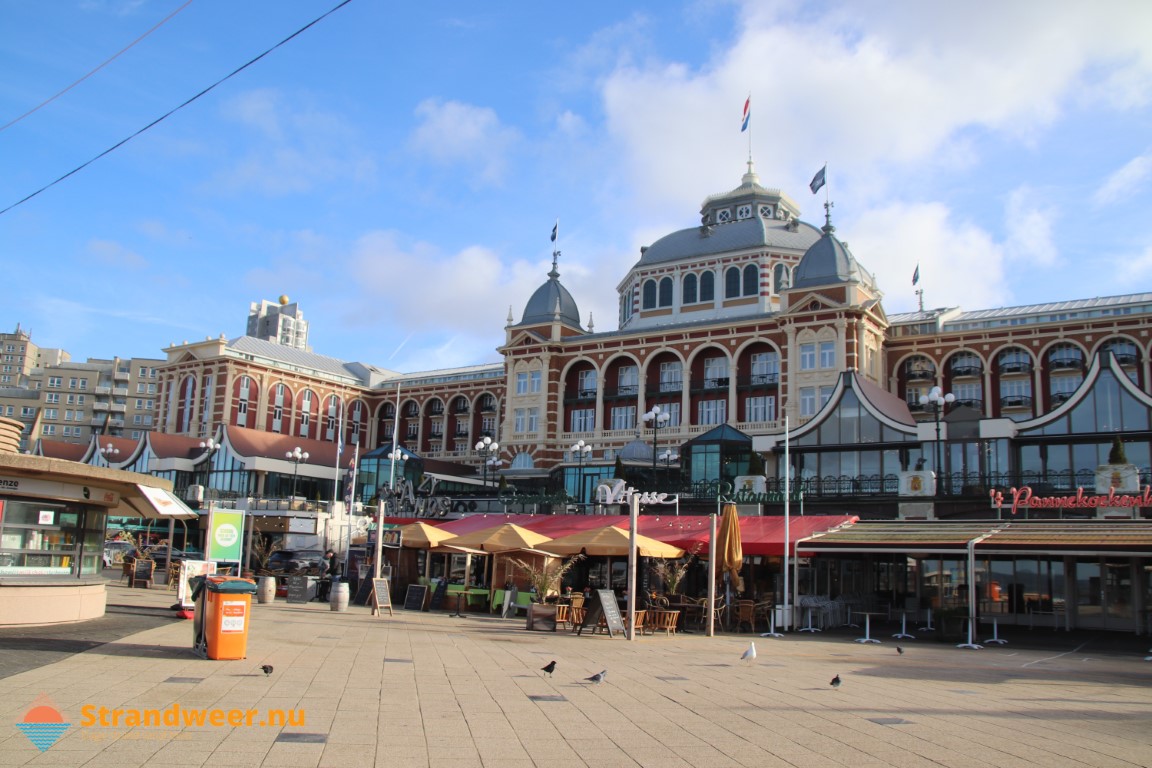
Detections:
1,580,1150,768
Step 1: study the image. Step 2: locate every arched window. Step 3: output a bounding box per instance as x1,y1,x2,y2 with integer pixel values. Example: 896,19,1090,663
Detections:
683,273,698,304
642,279,657,309
742,264,758,296
700,271,715,301
658,277,673,307
725,266,741,298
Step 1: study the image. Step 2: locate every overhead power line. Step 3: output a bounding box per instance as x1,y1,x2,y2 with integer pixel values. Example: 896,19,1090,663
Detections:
0,0,196,133
0,0,355,217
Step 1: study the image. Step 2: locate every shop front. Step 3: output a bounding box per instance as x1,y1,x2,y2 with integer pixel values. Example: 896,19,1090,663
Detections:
0,439,197,625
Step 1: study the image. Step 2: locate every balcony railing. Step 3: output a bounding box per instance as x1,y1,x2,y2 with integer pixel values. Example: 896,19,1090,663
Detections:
691,377,729,392
739,373,780,387
604,384,639,398
950,364,983,378
998,361,1033,375
1049,357,1084,370
1000,395,1033,408
904,368,936,381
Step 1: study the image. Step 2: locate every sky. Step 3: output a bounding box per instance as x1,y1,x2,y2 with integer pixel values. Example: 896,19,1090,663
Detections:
2,0,1151,375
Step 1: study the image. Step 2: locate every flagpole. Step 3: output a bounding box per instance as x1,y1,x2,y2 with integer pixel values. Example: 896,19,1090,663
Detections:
783,415,791,631
375,381,402,580
332,395,345,515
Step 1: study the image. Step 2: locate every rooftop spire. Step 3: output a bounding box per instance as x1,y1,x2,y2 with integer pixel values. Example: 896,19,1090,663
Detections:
822,200,836,234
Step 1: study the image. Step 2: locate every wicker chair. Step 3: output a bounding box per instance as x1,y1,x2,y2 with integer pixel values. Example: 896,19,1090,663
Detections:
735,600,756,633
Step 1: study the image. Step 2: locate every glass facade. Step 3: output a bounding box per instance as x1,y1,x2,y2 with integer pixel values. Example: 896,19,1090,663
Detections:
0,498,105,576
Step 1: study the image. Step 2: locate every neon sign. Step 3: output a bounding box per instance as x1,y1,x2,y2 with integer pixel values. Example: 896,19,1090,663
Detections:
989,486,1152,516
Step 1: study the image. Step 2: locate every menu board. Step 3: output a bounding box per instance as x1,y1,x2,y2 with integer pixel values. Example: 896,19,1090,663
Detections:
403,584,429,611
371,578,392,617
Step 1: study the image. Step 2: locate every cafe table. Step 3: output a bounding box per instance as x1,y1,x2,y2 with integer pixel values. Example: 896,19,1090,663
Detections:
891,608,917,640
854,611,884,644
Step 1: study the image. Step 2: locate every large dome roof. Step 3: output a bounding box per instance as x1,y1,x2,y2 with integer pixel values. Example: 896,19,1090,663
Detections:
791,222,877,291
636,217,822,267
516,258,582,329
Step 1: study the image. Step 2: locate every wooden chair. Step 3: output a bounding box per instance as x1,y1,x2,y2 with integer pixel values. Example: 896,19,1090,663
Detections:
166,562,181,591
555,604,570,628
567,606,586,631
120,559,134,583
631,609,648,635
649,609,679,636
735,600,755,633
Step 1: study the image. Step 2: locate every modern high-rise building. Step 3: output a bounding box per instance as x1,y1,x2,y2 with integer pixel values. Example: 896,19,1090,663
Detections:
247,296,310,351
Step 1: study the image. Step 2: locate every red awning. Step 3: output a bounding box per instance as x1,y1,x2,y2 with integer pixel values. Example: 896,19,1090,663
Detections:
672,515,858,556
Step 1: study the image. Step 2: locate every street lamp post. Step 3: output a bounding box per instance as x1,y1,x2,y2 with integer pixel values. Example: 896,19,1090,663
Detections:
642,405,671,484
919,386,955,496
475,436,499,486
199,438,220,501
571,439,593,509
375,446,407,579
99,442,120,467
658,449,678,469
286,446,309,502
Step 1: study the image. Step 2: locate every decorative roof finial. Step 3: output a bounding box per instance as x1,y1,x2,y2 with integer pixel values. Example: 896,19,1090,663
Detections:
822,200,836,234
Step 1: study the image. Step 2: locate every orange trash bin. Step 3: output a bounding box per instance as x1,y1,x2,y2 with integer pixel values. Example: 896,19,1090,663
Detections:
192,575,257,660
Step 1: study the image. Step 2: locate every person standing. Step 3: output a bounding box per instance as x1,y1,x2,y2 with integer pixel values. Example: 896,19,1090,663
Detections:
317,549,337,601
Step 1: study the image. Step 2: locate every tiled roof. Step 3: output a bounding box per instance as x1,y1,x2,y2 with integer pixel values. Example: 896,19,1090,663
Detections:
225,336,396,383
147,432,210,461
37,439,88,461
225,425,341,466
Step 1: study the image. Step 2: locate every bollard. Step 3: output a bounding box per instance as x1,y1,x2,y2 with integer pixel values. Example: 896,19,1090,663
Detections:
330,581,349,612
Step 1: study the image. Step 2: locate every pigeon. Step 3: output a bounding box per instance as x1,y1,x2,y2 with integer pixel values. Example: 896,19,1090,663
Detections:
896,646,904,655
740,642,757,662
830,674,841,689
584,670,607,685
541,660,557,677
260,664,274,676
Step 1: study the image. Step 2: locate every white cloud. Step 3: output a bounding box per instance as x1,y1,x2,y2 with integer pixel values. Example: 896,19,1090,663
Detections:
1093,153,1152,207
338,230,543,368
408,99,520,186
213,89,377,196
845,202,1008,313
1003,187,1058,268
86,238,147,269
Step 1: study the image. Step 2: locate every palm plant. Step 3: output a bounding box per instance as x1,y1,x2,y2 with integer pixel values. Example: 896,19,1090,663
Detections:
510,554,584,602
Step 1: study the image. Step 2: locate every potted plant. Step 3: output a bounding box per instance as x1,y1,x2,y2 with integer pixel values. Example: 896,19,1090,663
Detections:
511,554,584,603
650,544,700,597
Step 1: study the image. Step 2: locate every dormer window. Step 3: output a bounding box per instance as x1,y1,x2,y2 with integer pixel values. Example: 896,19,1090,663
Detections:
759,204,774,219
716,209,732,223
736,204,752,220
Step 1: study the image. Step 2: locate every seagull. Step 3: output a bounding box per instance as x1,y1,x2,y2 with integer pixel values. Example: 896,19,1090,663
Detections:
897,646,904,655
830,674,841,689
541,660,557,677
585,670,607,685
741,642,757,662
260,664,274,676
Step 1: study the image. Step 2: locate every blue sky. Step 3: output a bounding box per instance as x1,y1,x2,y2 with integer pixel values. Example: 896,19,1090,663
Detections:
2,0,1151,373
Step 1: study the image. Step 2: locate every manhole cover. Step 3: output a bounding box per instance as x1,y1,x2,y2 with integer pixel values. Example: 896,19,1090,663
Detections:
276,733,327,743
528,695,567,702
163,677,203,684
867,718,911,725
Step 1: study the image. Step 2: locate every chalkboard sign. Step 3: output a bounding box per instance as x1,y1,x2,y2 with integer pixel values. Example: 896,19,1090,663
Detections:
598,589,626,636
352,576,375,606
578,589,624,637
371,578,392,617
428,579,449,611
403,584,429,611
286,574,315,604
131,558,154,588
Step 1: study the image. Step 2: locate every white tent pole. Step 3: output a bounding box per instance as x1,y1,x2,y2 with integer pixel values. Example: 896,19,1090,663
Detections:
707,513,717,637
627,495,638,641
783,415,791,630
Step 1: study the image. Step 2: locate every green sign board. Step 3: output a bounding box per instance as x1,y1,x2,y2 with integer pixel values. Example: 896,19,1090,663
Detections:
206,508,245,562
